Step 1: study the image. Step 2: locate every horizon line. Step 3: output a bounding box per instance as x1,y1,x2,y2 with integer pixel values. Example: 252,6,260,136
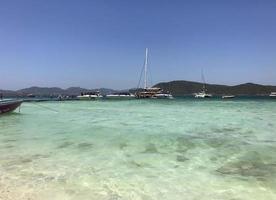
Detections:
1,80,276,91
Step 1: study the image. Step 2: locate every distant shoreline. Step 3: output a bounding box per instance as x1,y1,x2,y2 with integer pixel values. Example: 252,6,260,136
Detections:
1,80,276,97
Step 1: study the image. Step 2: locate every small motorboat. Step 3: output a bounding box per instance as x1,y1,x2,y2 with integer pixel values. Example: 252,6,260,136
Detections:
194,92,212,98
0,99,23,115
269,92,276,97
222,95,235,99
154,92,174,99
105,92,135,100
77,92,103,100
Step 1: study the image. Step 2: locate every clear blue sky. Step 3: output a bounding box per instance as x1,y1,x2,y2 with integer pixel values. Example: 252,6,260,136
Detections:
0,0,276,90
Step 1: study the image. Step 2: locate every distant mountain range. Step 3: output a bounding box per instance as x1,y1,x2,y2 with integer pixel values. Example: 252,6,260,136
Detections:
1,81,276,97
0,87,116,97
154,81,276,96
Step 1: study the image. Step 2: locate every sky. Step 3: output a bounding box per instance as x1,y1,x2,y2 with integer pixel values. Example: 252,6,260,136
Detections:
0,0,276,90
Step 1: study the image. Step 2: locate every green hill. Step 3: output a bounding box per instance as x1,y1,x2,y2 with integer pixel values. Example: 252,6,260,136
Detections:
154,81,276,96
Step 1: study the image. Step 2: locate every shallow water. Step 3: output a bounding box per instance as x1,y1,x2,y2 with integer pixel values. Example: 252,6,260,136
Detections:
0,99,276,200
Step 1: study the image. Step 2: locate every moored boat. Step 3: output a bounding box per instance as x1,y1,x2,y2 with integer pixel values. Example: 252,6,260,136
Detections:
195,92,212,98
135,48,173,99
0,99,23,115
77,92,103,100
154,92,174,99
105,92,135,100
269,92,276,97
136,87,173,99
194,70,212,98
222,95,235,99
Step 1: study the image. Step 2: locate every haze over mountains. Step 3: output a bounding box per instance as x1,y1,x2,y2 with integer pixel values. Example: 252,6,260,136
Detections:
1,81,276,97
155,81,276,96
0,87,116,97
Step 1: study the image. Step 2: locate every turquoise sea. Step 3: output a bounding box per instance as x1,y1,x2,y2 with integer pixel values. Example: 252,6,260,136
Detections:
0,98,276,200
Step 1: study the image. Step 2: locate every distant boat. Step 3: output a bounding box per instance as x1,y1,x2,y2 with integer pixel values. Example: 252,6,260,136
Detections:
135,48,173,99
194,70,212,98
154,92,174,99
222,95,235,99
136,87,173,99
77,92,103,100
0,99,23,115
105,92,135,100
27,94,36,98
269,92,276,97
195,92,212,98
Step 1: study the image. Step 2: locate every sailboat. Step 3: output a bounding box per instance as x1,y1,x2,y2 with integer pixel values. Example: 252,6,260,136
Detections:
194,70,212,98
135,48,173,99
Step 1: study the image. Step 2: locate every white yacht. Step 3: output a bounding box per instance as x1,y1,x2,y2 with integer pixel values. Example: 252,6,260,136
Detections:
194,70,212,98
154,93,174,99
77,92,103,100
105,92,135,100
195,92,212,98
135,48,173,99
222,95,235,99
269,92,276,97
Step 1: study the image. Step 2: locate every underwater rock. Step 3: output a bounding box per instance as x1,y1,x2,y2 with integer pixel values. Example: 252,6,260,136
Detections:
176,136,195,153
217,161,276,178
20,158,32,163
143,143,159,153
206,138,229,148
57,176,67,183
4,145,14,149
57,141,74,149
2,139,17,143
44,176,55,182
217,151,276,179
31,154,50,159
263,140,276,144
2,153,52,169
211,127,240,134
176,155,189,162
119,143,128,150
107,193,122,200
129,160,151,168
65,189,76,195
78,142,93,149
268,123,274,127
130,160,143,168
3,157,33,167
210,157,218,161
217,161,249,175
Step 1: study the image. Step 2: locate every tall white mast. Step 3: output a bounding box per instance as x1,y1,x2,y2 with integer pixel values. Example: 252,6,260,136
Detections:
201,68,206,92
144,48,148,89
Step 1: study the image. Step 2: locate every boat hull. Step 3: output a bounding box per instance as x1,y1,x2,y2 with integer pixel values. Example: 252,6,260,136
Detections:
105,95,135,100
135,88,173,99
135,94,173,99
154,94,174,99
0,100,22,114
77,95,102,100
269,92,276,97
222,95,235,99
195,94,212,98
